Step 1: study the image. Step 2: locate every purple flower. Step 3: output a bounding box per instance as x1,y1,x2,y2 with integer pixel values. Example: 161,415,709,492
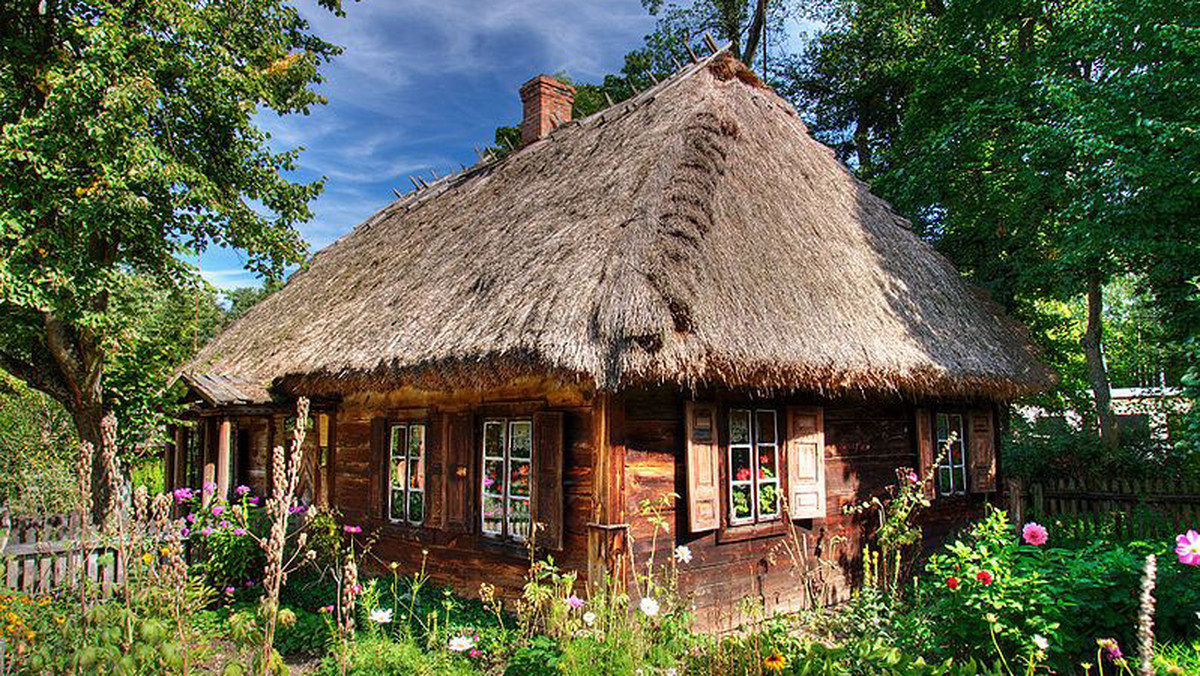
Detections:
185,513,196,524
1099,638,1123,662
235,485,251,496
343,525,362,534
224,586,235,595
247,496,260,507
173,487,194,503
245,580,256,587
180,527,190,538
907,471,920,484
233,528,247,536
288,504,308,514
219,520,230,529
201,527,214,536
566,594,584,610
203,481,218,494
211,504,225,517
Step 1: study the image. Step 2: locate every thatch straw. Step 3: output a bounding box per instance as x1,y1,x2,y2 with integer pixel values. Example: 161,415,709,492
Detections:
185,52,1053,401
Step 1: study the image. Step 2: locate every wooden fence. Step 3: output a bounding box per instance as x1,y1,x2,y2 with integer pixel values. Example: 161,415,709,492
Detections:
0,514,125,596
1008,476,1200,540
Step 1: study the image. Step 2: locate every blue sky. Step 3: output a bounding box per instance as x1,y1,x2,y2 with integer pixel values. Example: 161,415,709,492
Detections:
199,1,808,290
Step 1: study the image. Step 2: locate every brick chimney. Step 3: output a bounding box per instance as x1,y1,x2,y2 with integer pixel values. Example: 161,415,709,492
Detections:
519,75,575,146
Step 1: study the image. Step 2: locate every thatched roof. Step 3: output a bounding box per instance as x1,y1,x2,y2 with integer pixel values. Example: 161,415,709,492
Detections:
185,51,1052,401
180,372,271,406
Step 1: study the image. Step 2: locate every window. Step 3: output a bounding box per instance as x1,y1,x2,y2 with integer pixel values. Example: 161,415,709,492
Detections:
388,423,426,524
481,419,533,541
728,409,781,525
935,413,967,496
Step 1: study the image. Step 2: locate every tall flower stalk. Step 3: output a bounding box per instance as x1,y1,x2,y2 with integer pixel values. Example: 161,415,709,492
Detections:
258,397,312,671
1137,554,1156,676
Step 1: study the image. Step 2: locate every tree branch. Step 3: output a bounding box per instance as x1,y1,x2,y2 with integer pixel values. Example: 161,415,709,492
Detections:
742,0,768,68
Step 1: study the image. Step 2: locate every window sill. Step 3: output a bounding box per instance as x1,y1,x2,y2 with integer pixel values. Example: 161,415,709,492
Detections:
716,519,788,544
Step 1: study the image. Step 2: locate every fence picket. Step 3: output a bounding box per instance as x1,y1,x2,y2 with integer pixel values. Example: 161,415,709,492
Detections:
1015,476,1200,541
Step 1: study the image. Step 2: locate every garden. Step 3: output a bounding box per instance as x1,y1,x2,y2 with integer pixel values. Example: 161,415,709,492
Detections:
2,402,1197,675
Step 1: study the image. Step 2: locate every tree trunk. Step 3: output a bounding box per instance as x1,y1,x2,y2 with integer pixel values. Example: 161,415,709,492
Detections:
742,0,768,68
68,394,111,522
1083,272,1118,449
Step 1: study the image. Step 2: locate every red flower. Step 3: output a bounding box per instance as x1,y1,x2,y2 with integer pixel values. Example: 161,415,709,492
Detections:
946,577,960,590
736,468,751,481
976,570,994,585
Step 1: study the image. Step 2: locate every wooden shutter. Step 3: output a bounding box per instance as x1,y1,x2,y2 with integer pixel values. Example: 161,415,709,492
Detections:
444,412,474,532
370,417,388,520
968,408,998,493
685,401,721,533
533,411,565,550
425,414,446,529
786,406,826,519
915,408,936,499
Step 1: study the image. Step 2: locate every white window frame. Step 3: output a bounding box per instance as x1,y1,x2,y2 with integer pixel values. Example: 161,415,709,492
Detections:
935,412,968,496
480,418,533,541
388,423,426,525
727,408,781,526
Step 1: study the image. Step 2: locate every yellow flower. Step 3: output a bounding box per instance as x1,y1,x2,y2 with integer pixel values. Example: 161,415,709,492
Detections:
24,630,34,640
141,553,154,564
54,616,64,625
160,547,172,557
764,652,787,672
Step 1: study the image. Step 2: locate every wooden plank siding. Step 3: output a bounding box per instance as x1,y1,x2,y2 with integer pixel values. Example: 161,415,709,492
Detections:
621,386,993,630
327,379,597,600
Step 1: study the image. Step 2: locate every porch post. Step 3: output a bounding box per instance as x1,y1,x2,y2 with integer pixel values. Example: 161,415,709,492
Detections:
217,417,232,499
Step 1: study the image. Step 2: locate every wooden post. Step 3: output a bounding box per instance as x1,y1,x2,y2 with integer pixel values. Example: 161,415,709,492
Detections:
202,463,216,509
217,418,232,500
1030,481,1045,519
587,393,627,592
1006,477,1024,526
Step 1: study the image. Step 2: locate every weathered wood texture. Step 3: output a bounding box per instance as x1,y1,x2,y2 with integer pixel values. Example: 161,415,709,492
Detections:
329,379,596,599
621,386,991,630
1010,476,1200,539
1,515,128,596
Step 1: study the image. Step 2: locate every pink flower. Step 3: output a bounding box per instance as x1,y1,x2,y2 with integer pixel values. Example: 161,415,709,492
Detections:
907,471,920,484
468,649,482,658
319,605,334,613
233,528,247,536
566,594,584,610
186,513,196,523
224,586,235,594
211,504,225,517
1176,530,1200,566
200,527,214,536
1022,522,1049,546
203,481,217,494
235,485,251,496
344,525,362,534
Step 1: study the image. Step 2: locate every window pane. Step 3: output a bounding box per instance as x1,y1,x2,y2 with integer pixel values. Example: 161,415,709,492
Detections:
758,481,779,518
408,492,424,524
509,498,531,540
938,466,953,495
949,440,964,467
758,447,777,480
408,424,425,458
755,410,776,444
484,421,505,458
483,460,505,495
510,421,532,459
936,414,949,441
731,484,753,522
730,410,751,445
391,457,407,490
482,495,504,535
409,453,424,490
731,447,752,483
510,459,531,497
390,488,406,521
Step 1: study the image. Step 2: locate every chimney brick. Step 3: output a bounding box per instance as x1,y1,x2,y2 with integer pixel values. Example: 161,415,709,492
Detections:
519,75,575,147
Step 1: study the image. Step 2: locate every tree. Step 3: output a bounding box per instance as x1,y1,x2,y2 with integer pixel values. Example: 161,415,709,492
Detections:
789,0,1200,446
640,0,793,69
0,0,343,515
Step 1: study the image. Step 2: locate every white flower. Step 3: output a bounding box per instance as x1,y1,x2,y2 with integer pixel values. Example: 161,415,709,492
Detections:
582,611,596,626
448,635,476,652
368,608,393,624
639,596,660,617
1033,635,1049,651
673,545,693,564
666,669,678,676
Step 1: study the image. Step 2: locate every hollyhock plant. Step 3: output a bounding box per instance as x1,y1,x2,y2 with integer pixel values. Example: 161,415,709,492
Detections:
1175,530,1200,566
1022,522,1048,546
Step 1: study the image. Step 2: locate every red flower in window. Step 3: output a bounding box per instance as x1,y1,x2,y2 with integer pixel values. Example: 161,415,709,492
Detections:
736,468,751,481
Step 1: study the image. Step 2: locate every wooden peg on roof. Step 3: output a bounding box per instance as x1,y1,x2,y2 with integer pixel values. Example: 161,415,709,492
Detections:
648,70,659,85
685,40,698,62
672,57,682,70
409,176,420,190
703,32,720,55
416,176,429,189
604,92,614,107
392,187,404,198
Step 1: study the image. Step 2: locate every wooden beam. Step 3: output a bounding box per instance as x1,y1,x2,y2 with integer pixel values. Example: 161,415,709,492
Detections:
587,392,627,591
217,418,232,500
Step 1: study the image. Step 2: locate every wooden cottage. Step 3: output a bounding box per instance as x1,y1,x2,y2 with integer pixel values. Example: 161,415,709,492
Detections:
174,51,1051,627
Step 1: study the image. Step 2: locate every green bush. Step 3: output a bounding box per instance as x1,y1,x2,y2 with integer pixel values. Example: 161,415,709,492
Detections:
504,635,562,676
274,607,329,656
